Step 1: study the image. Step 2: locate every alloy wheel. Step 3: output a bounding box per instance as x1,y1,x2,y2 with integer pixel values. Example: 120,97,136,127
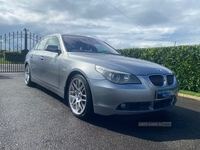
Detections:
69,78,87,115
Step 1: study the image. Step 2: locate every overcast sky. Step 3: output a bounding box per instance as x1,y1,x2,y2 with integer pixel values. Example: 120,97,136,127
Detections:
0,0,200,49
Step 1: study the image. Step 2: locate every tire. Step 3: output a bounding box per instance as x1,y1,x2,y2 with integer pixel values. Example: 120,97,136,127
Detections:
68,74,93,119
25,64,35,86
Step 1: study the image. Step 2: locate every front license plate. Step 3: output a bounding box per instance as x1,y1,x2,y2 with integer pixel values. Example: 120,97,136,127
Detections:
157,89,177,100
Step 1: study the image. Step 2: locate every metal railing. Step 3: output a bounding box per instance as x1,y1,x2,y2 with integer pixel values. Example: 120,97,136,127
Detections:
0,28,41,72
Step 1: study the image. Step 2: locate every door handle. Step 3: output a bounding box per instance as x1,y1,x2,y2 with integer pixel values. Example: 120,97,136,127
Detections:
40,56,44,60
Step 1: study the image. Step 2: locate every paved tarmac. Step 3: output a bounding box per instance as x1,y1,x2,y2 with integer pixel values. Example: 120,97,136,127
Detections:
0,73,200,150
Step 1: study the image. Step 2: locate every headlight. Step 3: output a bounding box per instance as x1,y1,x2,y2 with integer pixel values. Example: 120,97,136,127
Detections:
95,66,141,84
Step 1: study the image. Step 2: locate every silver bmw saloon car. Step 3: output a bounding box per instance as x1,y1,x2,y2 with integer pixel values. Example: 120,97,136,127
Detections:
25,34,179,119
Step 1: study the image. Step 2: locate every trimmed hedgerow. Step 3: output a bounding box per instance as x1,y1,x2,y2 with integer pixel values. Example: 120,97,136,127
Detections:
118,45,200,92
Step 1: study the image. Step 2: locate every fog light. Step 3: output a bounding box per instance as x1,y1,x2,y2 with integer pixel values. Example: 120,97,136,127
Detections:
120,104,126,109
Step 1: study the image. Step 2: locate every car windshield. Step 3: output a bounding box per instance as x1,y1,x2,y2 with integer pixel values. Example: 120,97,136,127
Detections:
62,35,119,55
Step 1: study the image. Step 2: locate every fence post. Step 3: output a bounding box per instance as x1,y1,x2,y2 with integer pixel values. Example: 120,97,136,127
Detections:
24,28,28,51
23,28,29,55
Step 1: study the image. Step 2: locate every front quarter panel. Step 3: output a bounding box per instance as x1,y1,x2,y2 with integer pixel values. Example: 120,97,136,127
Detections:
58,53,104,93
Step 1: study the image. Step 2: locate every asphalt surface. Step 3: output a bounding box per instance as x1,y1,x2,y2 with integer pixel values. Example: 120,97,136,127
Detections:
0,73,200,150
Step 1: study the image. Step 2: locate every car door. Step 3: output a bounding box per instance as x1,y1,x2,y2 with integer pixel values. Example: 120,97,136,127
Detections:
30,37,49,81
40,36,61,88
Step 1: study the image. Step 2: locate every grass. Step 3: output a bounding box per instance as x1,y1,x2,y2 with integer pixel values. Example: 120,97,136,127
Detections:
179,90,200,97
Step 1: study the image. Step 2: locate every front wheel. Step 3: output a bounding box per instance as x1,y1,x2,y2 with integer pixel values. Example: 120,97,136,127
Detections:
68,74,93,119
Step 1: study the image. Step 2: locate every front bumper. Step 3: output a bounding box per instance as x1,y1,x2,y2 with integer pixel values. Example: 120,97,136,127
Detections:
88,77,178,116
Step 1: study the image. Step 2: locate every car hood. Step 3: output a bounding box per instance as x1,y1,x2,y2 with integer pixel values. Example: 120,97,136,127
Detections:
68,52,172,75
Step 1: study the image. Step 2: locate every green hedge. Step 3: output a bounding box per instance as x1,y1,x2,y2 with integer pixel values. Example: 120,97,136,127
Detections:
118,45,200,92
4,52,26,62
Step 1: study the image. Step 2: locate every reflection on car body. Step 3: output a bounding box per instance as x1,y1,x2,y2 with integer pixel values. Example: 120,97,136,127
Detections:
24,34,179,119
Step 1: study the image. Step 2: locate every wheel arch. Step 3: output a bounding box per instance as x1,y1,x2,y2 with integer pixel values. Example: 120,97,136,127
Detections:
64,71,93,104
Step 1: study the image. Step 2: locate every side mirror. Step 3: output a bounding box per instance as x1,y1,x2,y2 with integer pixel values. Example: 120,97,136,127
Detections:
45,45,61,53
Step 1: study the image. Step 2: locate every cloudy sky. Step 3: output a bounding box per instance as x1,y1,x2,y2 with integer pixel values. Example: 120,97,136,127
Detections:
0,0,200,49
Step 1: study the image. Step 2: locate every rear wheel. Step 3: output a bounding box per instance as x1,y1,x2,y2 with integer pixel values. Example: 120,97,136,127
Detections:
68,74,93,119
25,64,35,86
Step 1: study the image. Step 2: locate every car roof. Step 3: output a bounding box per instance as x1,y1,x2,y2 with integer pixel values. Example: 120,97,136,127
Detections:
46,33,97,40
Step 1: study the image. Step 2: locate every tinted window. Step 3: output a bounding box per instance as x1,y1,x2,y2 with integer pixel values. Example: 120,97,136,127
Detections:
35,37,49,51
62,35,119,54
